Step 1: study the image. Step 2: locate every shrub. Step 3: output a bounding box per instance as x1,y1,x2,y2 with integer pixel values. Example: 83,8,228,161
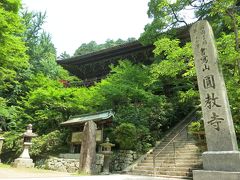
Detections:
113,123,138,150
1,131,23,163
188,120,204,134
30,130,68,158
113,123,153,152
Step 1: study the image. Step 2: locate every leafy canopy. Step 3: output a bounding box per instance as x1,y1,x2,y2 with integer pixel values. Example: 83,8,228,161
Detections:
73,38,136,57
140,0,240,44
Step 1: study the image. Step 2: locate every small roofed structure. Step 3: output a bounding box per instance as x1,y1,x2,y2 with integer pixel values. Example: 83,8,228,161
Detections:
61,110,114,127
61,110,114,154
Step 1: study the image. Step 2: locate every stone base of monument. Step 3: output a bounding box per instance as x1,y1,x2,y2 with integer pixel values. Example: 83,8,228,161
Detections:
193,170,240,180
11,158,35,168
193,151,240,180
202,151,240,171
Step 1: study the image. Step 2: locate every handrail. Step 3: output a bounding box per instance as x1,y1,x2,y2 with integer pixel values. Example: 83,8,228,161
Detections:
153,107,200,176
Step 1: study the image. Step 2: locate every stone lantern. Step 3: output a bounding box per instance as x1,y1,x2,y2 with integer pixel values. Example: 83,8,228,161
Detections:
100,137,115,174
12,124,37,168
0,128,4,163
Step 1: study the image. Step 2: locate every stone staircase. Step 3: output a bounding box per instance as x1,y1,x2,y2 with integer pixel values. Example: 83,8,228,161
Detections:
125,108,203,179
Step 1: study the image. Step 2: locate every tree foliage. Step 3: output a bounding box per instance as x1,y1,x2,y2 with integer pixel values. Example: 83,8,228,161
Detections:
140,0,240,44
73,38,136,57
0,0,28,101
140,0,240,141
0,0,29,133
113,123,138,150
30,130,68,158
0,1,80,160
58,51,70,60
94,60,185,150
216,32,240,137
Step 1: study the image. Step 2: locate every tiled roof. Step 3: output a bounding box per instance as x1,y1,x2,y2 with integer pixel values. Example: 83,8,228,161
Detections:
61,109,114,126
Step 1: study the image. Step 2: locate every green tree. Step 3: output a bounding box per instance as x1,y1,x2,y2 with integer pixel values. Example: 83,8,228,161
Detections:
0,98,18,131
58,51,71,60
210,0,240,75
21,10,71,80
140,0,240,44
94,61,177,148
0,0,29,101
148,38,199,113
21,11,47,58
0,0,30,161
140,0,193,44
22,73,103,134
74,41,99,56
113,123,138,150
74,38,136,56
142,0,240,141
1,5,82,158
216,32,240,139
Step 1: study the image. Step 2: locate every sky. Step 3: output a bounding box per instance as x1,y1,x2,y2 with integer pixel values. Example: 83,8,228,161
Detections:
22,0,152,56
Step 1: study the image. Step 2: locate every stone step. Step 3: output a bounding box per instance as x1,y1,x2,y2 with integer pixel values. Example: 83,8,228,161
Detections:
131,169,193,177
125,115,203,178
143,159,202,164
155,147,199,151
152,151,199,156
142,164,201,170
159,140,195,144
134,165,198,172
163,136,194,141
160,137,195,140
152,150,200,154
152,149,201,157
154,147,199,152
136,162,202,168
145,154,201,161
128,171,192,179
158,143,197,147
163,138,191,141
155,146,199,150
156,143,198,148
149,151,201,155
157,144,197,148
160,170,193,177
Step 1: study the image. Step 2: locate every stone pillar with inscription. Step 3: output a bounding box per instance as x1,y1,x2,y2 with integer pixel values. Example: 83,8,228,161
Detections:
190,20,240,179
79,120,97,174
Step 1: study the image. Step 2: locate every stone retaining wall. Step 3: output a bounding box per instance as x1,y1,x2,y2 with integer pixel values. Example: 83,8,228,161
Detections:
36,150,139,173
36,154,104,174
46,158,80,173
111,150,139,171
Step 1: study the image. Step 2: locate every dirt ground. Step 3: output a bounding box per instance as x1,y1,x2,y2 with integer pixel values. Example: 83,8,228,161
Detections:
0,165,73,178
0,164,185,180
0,166,184,180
